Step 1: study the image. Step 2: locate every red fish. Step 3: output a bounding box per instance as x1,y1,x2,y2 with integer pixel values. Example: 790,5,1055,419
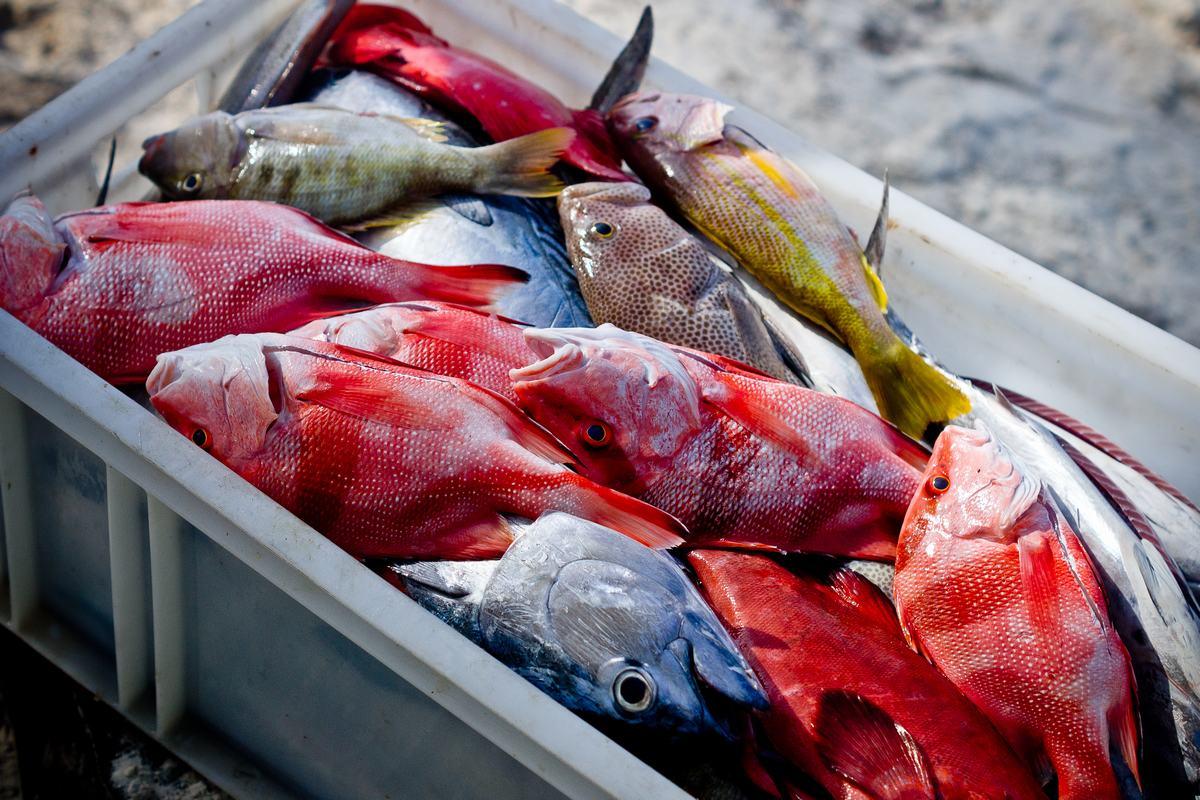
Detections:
894,425,1140,799
0,196,524,383
326,4,628,181
511,325,926,560
689,550,1047,800
147,334,684,560
291,301,534,401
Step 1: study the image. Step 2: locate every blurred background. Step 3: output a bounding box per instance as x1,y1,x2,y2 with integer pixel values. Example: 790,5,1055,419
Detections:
0,0,1198,796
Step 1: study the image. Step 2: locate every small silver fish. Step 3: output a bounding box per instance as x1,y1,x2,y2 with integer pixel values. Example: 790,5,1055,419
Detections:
139,103,571,226
388,511,767,738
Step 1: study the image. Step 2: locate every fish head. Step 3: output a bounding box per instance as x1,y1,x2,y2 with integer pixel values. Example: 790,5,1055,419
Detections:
608,91,734,158
511,324,702,492
557,181,671,281
482,513,767,738
907,424,1044,544
147,334,282,465
138,111,243,200
0,194,65,316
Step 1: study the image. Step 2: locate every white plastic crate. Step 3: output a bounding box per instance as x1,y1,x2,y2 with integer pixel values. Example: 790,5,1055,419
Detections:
0,0,1197,798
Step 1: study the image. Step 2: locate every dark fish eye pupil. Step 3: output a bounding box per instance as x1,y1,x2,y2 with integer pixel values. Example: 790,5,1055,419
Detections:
587,424,606,441
930,475,950,492
634,117,657,132
614,667,654,712
191,428,209,448
591,221,614,238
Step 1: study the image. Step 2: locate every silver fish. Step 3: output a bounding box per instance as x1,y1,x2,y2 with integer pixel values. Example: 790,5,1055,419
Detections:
388,511,768,738
307,69,593,328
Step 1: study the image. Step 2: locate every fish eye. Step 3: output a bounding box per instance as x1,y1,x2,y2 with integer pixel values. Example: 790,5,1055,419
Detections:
928,474,950,494
613,666,656,714
580,420,612,448
590,221,615,239
633,116,658,134
179,172,203,194
191,427,212,450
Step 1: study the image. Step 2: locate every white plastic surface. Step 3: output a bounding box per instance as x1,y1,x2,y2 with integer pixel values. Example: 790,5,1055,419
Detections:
0,0,1198,798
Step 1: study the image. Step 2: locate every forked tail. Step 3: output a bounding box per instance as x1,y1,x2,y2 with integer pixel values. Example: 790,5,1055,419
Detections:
863,341,972,439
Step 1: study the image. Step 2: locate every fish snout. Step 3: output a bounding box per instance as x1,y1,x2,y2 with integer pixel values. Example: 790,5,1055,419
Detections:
137,132,177,185
510,330,584,383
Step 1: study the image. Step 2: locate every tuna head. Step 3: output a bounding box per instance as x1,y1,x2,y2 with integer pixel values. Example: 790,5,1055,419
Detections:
607,91,733,161
487,513,767,737
510,324,702,493
147,334,282,465
0,194,66,317
905,424,1045,546
139,111,244,200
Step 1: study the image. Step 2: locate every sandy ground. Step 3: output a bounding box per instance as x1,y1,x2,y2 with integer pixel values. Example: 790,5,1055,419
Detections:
0,0,1198,797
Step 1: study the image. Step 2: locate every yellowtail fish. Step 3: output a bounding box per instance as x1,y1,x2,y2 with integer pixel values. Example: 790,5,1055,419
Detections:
608,91,970,438
139,103,572,227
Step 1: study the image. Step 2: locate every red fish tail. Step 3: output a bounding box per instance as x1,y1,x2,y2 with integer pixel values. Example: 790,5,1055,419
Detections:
384,261,529,309
534,474,686,550
0,195,65,316
568,109,631,181
1043,729,1123,800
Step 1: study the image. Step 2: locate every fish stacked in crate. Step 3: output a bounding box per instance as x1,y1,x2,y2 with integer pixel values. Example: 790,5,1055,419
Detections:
2,4,1198,798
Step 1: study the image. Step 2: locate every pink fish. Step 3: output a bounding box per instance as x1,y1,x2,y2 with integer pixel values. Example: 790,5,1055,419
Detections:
0,196,525,383
894,424,1140,799
147,334,684,560
291,301,534,401
511,325,927,560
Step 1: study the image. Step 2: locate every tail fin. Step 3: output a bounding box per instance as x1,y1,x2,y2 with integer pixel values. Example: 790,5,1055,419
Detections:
568,109,630,181
560,475,686,550
396,262,528,309
0,195,65,316
864,342,971,439
473,128,574,197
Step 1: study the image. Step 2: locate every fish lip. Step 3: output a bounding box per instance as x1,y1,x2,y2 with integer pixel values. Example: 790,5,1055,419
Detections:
509,331,581,383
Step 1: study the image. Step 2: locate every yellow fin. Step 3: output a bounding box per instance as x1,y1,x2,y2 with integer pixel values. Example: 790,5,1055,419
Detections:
860,253,888,312
390,117,447,142
864,344,971,439
473,127,573,198
340,199,442,233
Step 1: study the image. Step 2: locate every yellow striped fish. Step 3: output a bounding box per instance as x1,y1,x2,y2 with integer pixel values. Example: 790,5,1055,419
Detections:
609,92,969,438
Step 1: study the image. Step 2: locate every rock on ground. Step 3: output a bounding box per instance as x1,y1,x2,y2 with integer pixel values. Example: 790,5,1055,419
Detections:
563,0,1200,347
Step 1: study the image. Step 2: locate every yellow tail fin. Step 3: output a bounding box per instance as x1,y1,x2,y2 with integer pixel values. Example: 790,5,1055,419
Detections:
864,342,971,439
475,127,574,198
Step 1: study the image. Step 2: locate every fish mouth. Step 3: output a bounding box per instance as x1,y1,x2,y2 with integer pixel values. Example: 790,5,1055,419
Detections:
146,352,183,397
559,181,651,208
510,329,586,383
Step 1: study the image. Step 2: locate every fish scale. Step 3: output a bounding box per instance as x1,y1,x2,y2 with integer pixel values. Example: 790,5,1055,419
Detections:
689,549,1047,799
0,196,525,383
894,425,1140,800
147,334,684,560
512,325,926,559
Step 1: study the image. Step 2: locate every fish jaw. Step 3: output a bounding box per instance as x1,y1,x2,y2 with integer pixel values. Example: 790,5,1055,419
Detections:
0,194,65,318
147,334,284,466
